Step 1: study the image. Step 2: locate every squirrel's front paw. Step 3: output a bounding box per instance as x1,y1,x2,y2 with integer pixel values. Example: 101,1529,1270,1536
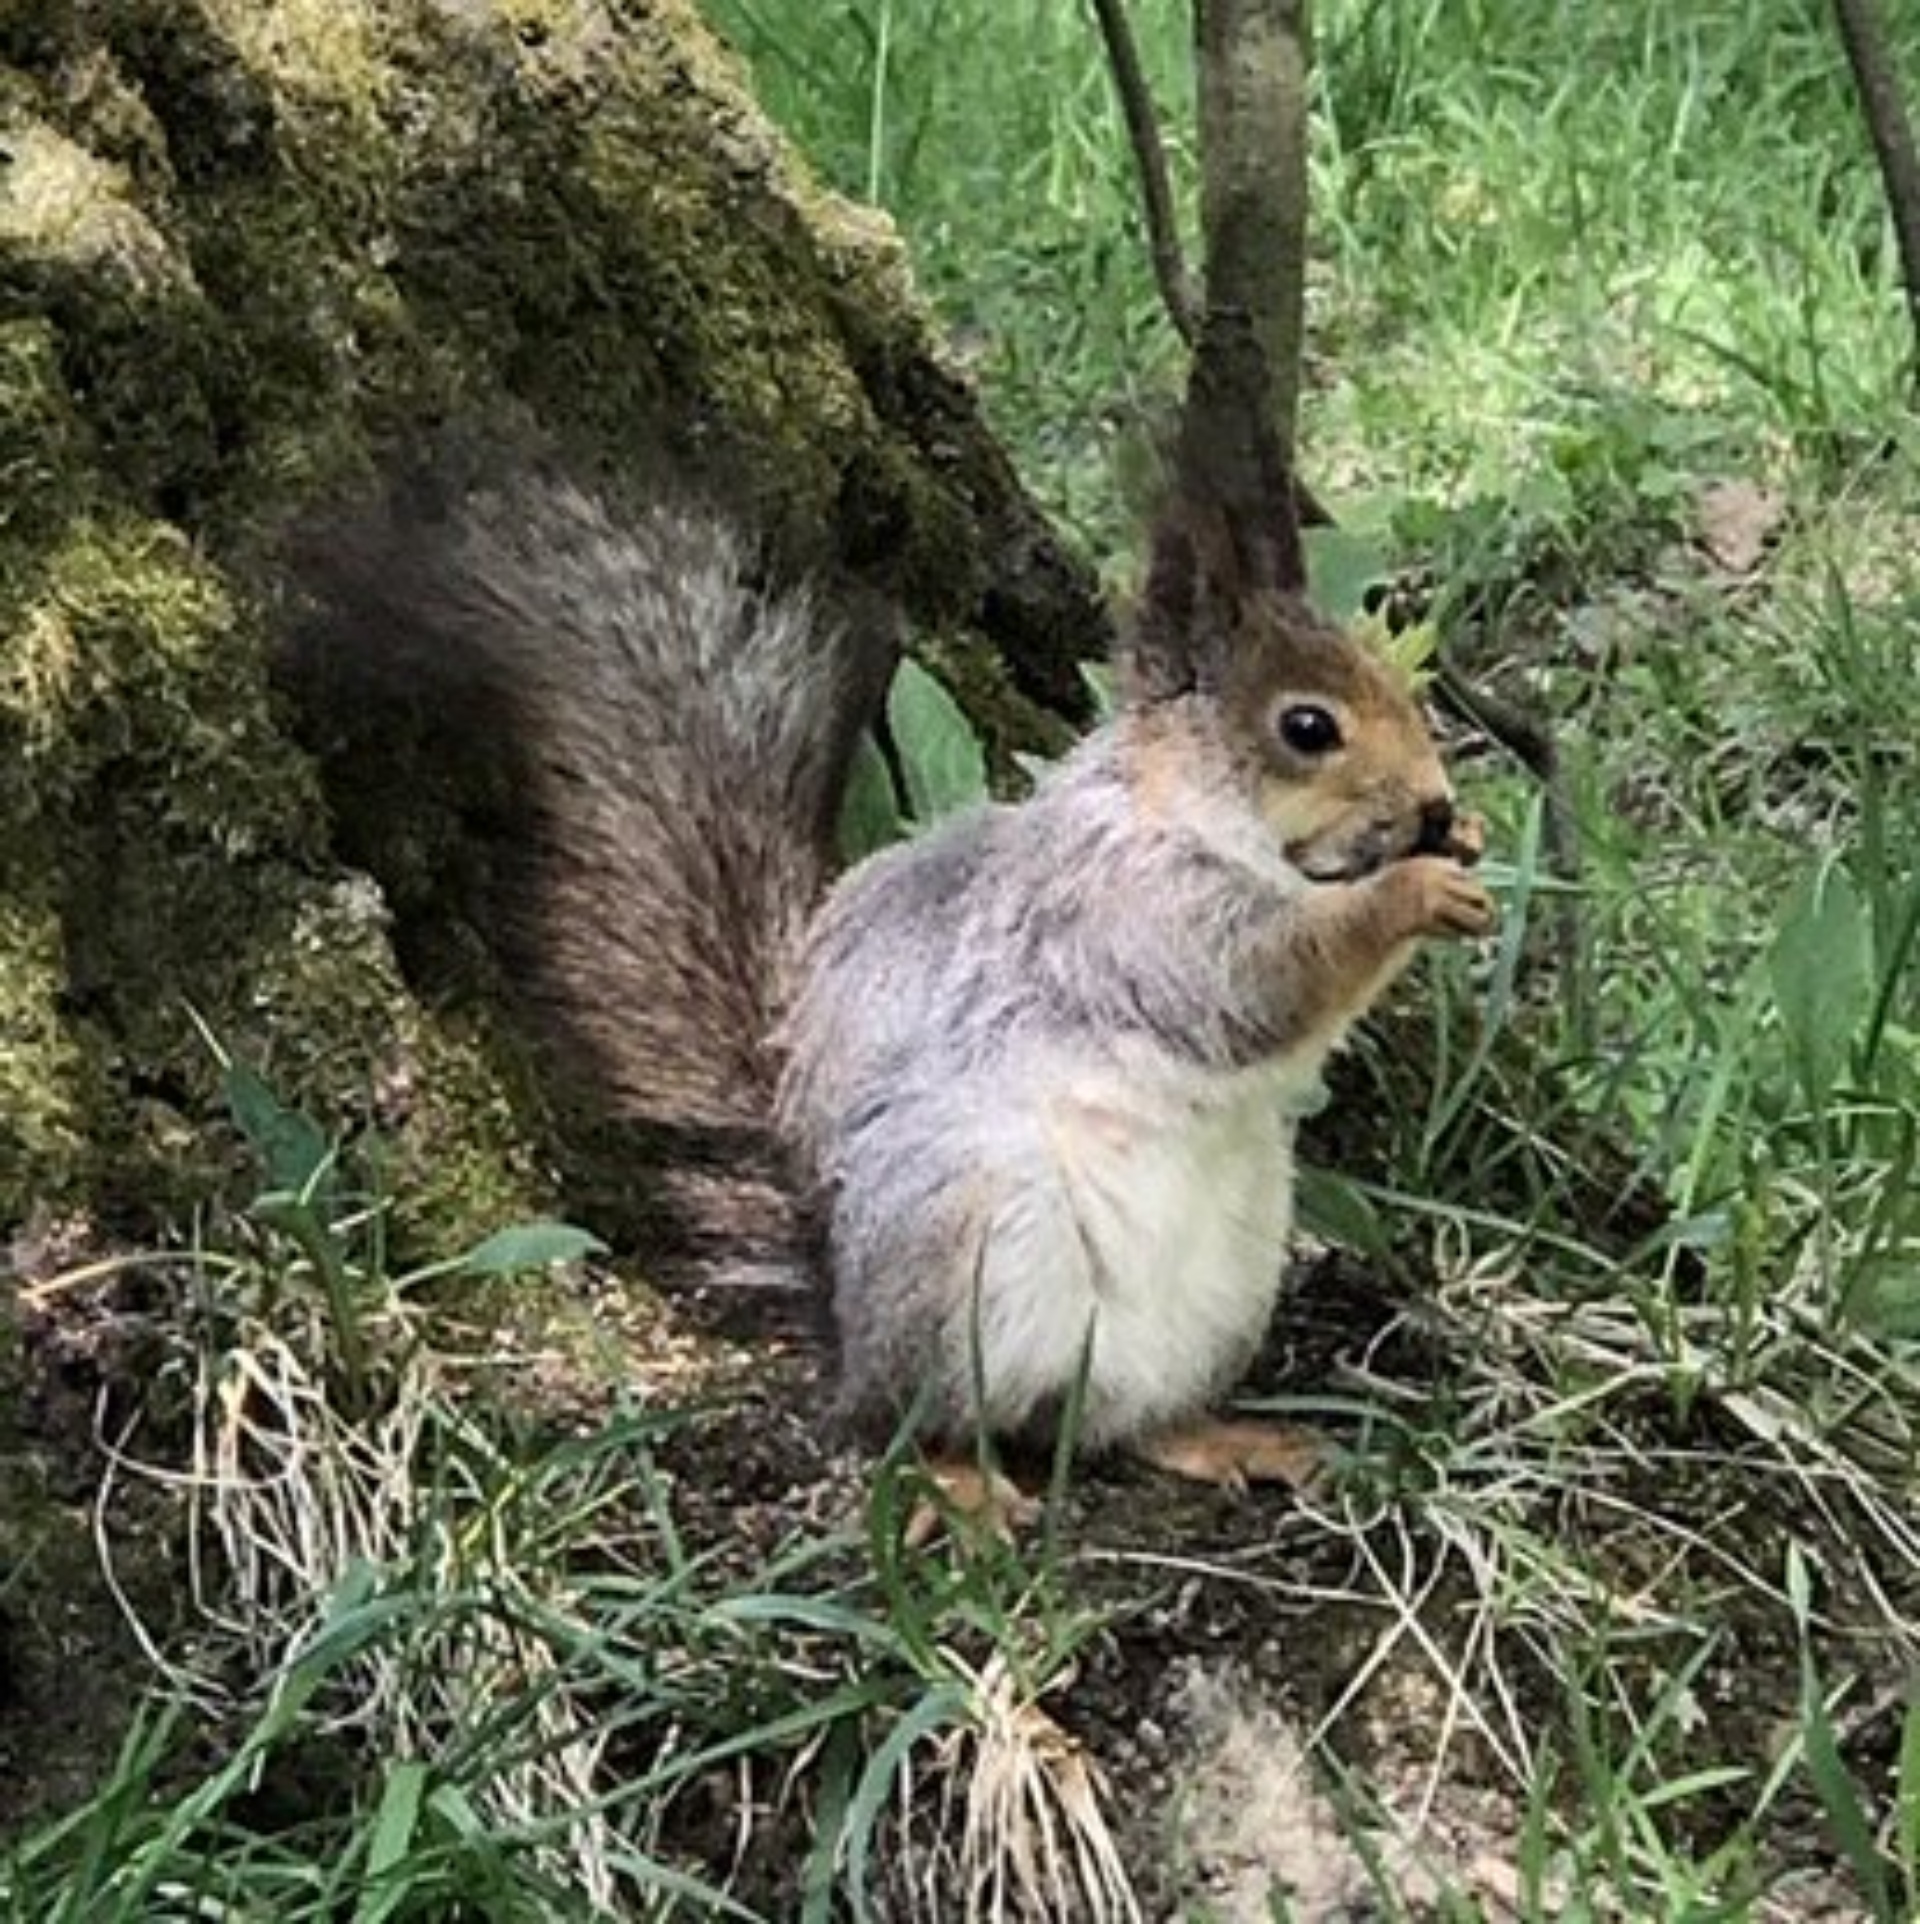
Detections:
1394,855,1497,941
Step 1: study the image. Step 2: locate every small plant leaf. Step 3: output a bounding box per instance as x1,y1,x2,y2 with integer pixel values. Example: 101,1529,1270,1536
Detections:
446,1221,607,1278
1769,859,1873,1108
1798,1657,1895,1918
224,1060,333,1196
1368,610,1439,680
1857,1273,1920,1342
1294,1166,1389,1260
842,1684,969,1917
356,1760,429,1924
801,1718,860,1924
888,658,987,825
707,1594,894,1643
838,729,904,861
1303,525,1389,628
1788,1545,1898,1918
1899,1695,1920,1890
425,1782,487,1838
1079,658,1118,720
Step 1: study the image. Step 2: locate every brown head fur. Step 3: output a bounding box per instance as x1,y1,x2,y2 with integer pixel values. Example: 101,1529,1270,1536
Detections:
1122,312,1456,880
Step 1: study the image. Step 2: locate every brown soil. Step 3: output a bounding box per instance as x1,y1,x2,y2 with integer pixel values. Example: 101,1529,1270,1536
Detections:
1,1227,188,1837
642,1252,1896,1919
3,1235,1897,1921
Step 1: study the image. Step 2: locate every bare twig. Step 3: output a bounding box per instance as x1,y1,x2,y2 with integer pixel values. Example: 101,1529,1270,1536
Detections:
1432,656,1577,886
1432,657,1558,795
1088,0,1198,344
1193,0,1314,457
1830,0,1920,400
1090,0,1337,520
1433,655,1585,1001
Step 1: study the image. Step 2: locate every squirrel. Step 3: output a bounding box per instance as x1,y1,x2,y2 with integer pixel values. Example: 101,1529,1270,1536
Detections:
284,338,1494,1521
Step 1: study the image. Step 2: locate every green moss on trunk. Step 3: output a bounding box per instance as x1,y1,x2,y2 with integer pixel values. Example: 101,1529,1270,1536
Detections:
0,0,1104,1242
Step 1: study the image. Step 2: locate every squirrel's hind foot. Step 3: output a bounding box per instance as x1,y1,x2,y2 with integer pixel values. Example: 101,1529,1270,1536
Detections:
1132,1416,1327,1494
900,1457,1042,1550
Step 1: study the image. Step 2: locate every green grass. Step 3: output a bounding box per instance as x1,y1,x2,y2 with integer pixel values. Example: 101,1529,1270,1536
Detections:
11,0,1920,1915
1,1070,1121,1922
672,0,1920,1910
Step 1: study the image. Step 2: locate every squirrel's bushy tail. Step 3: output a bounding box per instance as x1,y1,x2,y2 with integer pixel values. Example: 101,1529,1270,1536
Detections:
284,463,896,1289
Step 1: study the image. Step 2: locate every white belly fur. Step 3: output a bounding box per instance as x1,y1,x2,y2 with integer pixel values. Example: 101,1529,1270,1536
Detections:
958,1050,1323,1448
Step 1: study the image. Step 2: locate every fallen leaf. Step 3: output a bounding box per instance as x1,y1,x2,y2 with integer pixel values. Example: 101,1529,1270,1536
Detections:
1695,477,1787,575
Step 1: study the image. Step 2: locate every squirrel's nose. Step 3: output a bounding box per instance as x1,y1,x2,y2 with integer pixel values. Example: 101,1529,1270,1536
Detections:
1414,798,1456,855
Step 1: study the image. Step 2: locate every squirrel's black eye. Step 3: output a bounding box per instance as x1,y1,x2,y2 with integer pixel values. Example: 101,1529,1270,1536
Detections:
1277,703,1342,755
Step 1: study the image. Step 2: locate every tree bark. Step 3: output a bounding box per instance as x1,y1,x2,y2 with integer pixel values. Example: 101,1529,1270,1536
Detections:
1193,0,1314,456
0,0,1105,1238
1830,0,1920,399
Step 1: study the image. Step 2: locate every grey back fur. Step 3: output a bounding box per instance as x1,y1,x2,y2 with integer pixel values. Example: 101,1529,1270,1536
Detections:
778,707,1316,1437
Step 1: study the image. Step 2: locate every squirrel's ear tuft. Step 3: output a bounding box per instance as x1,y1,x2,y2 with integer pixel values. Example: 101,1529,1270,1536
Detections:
1126,506,1203,701
1121,312,1307,704
1125,493,1252,701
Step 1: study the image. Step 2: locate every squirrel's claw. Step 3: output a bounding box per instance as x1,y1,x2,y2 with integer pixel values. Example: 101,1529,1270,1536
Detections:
1133,1416,1328,1494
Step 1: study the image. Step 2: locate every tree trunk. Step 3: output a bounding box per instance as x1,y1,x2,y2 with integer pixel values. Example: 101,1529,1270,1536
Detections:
0,0,1106,1239
1193,0,1314,456
1830,0,1920,399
